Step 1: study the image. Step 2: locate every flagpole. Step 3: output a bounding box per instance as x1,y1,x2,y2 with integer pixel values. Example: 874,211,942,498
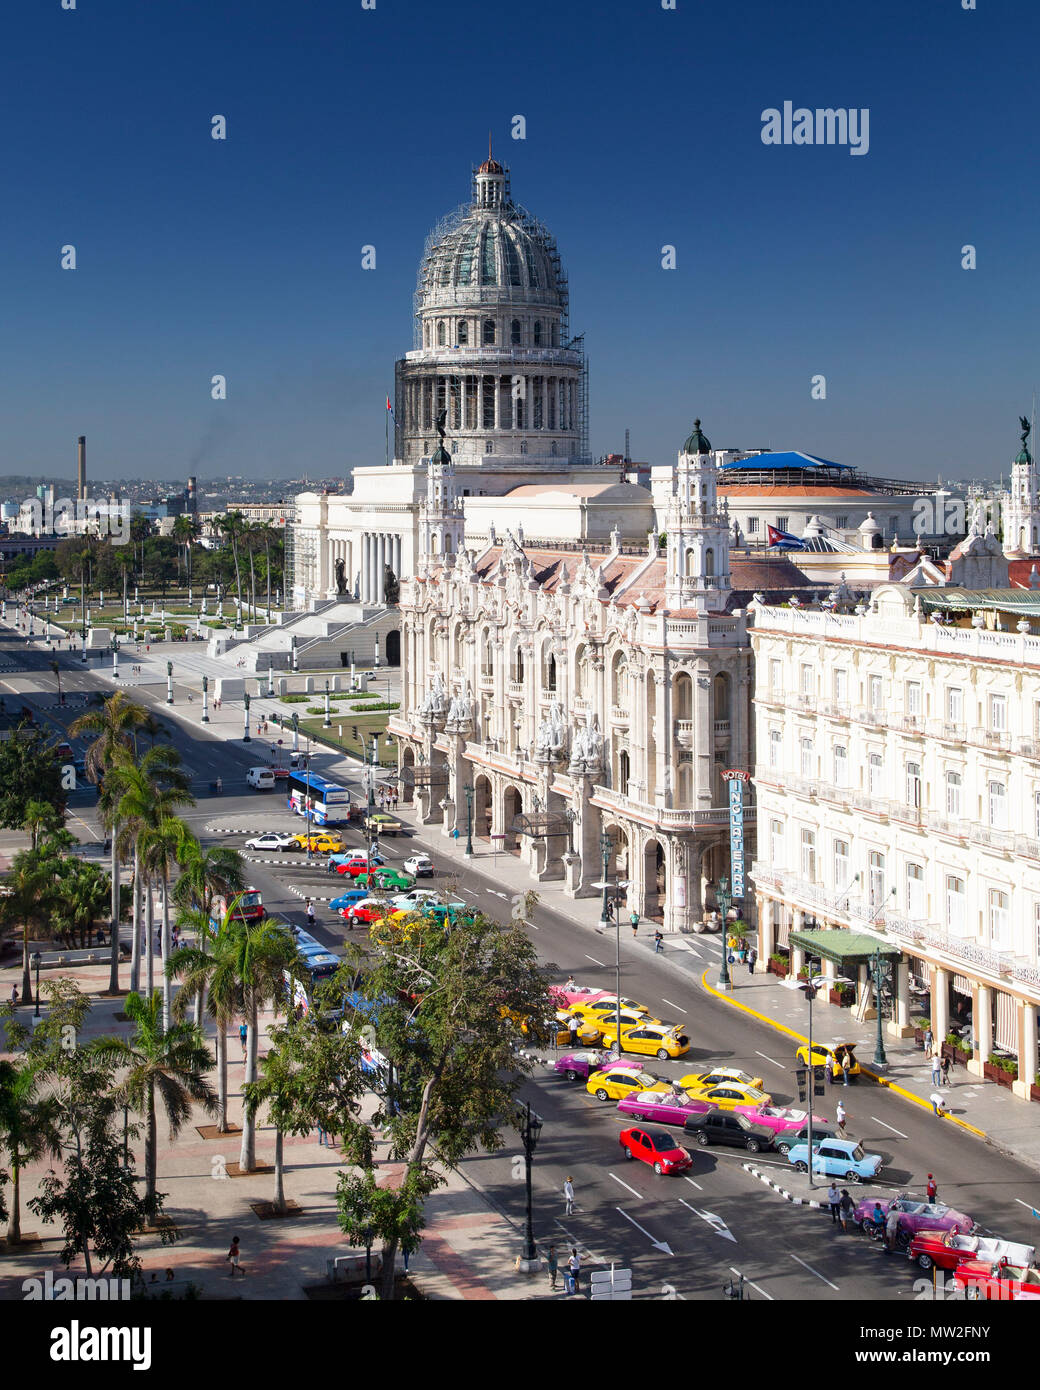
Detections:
385,399,389,468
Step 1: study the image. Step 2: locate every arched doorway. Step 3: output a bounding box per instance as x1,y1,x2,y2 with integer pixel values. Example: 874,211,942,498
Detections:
401,745,415,805
503,785,523,853
385,629,401,666
474,774,492,841
643,838,666,921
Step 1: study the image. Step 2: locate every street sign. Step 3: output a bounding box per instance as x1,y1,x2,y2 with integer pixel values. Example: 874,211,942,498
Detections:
589,1266,633,1301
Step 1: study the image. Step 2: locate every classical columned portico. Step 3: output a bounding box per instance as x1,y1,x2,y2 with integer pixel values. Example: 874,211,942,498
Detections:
1013,1001,1039,1098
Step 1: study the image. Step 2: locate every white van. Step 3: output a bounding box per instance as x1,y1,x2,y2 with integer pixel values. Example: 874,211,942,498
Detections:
246,766,276,790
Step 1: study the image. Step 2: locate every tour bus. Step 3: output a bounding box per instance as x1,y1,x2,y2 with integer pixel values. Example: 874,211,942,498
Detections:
287,771,352,827
284,930,342,1017
209,888,265,930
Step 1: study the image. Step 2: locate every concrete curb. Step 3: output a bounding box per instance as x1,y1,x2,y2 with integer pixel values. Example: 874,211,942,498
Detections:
286,886,338,903
700,969,993,1143
742,1162,825,1209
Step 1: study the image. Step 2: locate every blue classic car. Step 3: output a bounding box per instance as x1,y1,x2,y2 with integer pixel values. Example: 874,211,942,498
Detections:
330,888,370,913
786,1137,883,1183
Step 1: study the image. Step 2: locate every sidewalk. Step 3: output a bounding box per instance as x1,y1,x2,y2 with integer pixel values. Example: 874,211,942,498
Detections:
23,627,1040,1177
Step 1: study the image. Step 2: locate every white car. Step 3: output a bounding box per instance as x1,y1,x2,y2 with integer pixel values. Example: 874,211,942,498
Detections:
403,854,433,877
392,889,442,910
244,832,299,852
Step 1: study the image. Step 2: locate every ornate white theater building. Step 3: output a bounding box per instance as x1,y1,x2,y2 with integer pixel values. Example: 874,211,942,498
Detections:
751,576,1040,1100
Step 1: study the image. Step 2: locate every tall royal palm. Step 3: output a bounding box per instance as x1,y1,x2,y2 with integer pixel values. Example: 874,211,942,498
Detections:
217,511,245,623
172,839,245,1023
70,691,148,991
169,920,242,1133
94,990,215,1217
108,747,193,995
228,919,298,1172
140,816,192,1031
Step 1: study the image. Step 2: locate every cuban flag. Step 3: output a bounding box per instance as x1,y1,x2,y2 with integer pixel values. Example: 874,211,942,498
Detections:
386,395,396,422
767,524,805,550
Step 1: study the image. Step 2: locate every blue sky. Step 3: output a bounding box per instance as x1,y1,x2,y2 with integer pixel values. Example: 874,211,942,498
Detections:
1,0,1037,484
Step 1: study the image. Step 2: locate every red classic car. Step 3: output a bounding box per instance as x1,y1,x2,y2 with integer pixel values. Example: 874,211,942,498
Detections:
908,1228,1035,1272
954,1258,1040,1300
618,1126,693,1175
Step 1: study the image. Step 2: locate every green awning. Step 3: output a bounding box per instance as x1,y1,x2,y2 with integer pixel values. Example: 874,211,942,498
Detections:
920,588,1040,615
789,928,902,965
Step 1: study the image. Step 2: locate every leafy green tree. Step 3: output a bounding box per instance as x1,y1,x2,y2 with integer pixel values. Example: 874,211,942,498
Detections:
94,990,216,1217
335,909,554,1298
50,859,110,949
0,724,66,832
0,1058,62,1243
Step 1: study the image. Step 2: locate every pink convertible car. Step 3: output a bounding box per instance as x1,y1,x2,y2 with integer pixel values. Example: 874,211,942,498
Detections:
735,1104,829,1155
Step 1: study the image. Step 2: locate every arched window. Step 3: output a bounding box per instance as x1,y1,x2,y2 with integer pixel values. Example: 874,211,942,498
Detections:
423,322,431,347
705,547,715,577
546,652,557,693
550,440,558,456
519,440,527,454
674,672,693,720
437,321,446,346
685,547,695,577
612,653,629,706
713,672,730,722
485,440,494,454
618,750,630,797
457,320,468,345
511,319,521,346
482,319,496,345
533,320,543,346
551,321,559,347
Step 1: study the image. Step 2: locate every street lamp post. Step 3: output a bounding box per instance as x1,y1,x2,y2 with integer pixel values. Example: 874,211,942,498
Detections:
291,712,299,753
716,876,733,993
871,946,889,1070
291,635,298,672
323,679,331,728
599,831,612,926
798,980,819,1188
463,783,474,857
32,952,41,1018
243,692,251,742
112,636,119,678
201,675,209,723
516,1101,544,1268
368,736,377,811
164,660,173,704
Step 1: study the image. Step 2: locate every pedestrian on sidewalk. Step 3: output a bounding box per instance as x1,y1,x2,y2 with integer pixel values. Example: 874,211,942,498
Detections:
10,983,17,1005
239,1022,248,1057
545,1245,559,1290
566,1014,579,1049
924,1026,934,1053
930,1093,948,1118
930,1052,942,1088
841,1055,850,1086
227,1236,242,1276
839,1188,855,1234
563,1175,575,1215
567,1248,581,1295
835,1100,847,1137
631,916,638,939
940,1054,951,1087
747,946,757,976
653,930,663,953
926,1174,938,1203
827,1181,842,1225
884,1207,901,1255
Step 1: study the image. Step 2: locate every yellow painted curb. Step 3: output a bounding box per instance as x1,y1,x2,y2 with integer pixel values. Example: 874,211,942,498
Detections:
700,969,991,1141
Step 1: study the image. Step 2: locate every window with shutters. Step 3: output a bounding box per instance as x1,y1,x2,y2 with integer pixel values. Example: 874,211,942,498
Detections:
906,862,925,919
800,829,816,881
989,888,1010,947
945,770,962,817
946,875,966,934
988,779,1007,829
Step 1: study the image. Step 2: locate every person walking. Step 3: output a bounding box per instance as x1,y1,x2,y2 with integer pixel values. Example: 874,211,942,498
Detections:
940,1054,951,1087
747,946,757,976
653,930,663,953
841,1054,850,1087
566,1014,579,1049
239,1022,248,1058
545,1244,559,1291
930,1052,942,1088
567,1247,581,1295
563,1175,575,1216
835,1099,847,1137
10,983,17,1005
826,1181,842,1225
924,1026,934,1054
631,916,638,940
926,1174,938,1203
306,898,315,931
884,1206,901,1255
227,1236,243,1276
839,1188,855,1234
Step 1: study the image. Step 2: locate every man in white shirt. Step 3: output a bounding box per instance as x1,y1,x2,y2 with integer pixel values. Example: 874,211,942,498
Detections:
563,1176,575,1215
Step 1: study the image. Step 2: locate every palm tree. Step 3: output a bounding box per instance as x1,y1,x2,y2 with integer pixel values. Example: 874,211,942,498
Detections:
216,512,245,625
70,691,148,991
169,921,242,1133
254,520,275,621
94,990,215,1217
48,658,63,707
226,919,298,1172
51,861,109,949
108,747,194,995
171,839,245,1021
141,713,169,750
0,1059,62,1243
2,847,58,1002
139,816,192,1030
22,799,62,854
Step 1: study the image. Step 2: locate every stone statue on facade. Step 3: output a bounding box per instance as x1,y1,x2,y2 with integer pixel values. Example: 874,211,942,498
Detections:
445,682,473,730
536,698,566,759
419,671,447,720
569,715,603,772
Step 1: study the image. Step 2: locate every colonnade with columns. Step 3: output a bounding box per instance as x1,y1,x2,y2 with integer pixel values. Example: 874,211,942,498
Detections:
359,532,403,604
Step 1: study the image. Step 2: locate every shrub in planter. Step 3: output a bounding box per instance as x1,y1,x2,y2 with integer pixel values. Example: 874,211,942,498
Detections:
796,967,809,982
988,1054,1018,1082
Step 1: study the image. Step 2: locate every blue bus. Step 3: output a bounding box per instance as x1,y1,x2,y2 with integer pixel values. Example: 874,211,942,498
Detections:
287,771,352,827
284,926,342,1016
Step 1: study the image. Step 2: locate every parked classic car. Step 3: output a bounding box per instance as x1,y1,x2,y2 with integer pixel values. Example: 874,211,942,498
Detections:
907,1229,1035,1272
552,1049,624,1082
787,1138,883,1182
680,1067,765,1092
795,1040,861,1081
683,1108,777,1154
953,1259,1040,1300
852,1194,976,1238
616,1089,713,1127
586,1066,663,1101
735,1105,830,1154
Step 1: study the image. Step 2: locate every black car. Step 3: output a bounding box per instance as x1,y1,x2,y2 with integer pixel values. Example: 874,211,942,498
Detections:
682,1108,777,1154
772,1120,837,1158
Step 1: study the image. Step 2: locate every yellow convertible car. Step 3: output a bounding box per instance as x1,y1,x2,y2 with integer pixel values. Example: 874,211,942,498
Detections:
598,1022,691,1060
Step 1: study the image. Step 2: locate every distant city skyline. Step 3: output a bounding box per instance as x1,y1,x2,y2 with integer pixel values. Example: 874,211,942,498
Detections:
2,0,1038,483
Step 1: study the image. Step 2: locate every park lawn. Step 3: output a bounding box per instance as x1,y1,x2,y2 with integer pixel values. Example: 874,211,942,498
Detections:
296,713,397,764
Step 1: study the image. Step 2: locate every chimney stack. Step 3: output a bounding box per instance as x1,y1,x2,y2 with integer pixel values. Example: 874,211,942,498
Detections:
77,436,86,502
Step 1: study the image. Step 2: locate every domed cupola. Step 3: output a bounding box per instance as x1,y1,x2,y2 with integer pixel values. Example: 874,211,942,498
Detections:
682,419,712,456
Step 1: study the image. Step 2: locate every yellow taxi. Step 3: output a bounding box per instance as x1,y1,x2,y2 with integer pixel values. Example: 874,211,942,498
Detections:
679,1066,765,1092
586,1066,668,1102
294,832,345,854
682,1081,773,1110
568,1004,661,1037
599,1022,691,1060
499,1006,599,1048
795,1040,861,1082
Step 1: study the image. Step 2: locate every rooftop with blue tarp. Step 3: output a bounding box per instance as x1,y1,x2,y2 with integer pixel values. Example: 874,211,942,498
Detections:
719,450,855,472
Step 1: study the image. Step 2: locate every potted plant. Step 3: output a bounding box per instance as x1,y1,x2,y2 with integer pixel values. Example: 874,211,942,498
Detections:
984,1054,1018,1087
912,1017,930,1049
768,952,789,979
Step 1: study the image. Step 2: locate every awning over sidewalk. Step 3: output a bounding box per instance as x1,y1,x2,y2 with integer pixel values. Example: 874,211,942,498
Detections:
789,927,902,965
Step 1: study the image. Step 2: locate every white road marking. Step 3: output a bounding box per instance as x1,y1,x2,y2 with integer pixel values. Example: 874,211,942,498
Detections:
585,954,606,966
488,890,508,899
661,998,684,1012
870,1116,909,1139
755,1051,786,1070
789,1253,839,1290
609,1172,643,1200
677,941,702,957
678,1199,737,1242
616,1208,674,1255
682,1175,702,1191
730,1266,774,1301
